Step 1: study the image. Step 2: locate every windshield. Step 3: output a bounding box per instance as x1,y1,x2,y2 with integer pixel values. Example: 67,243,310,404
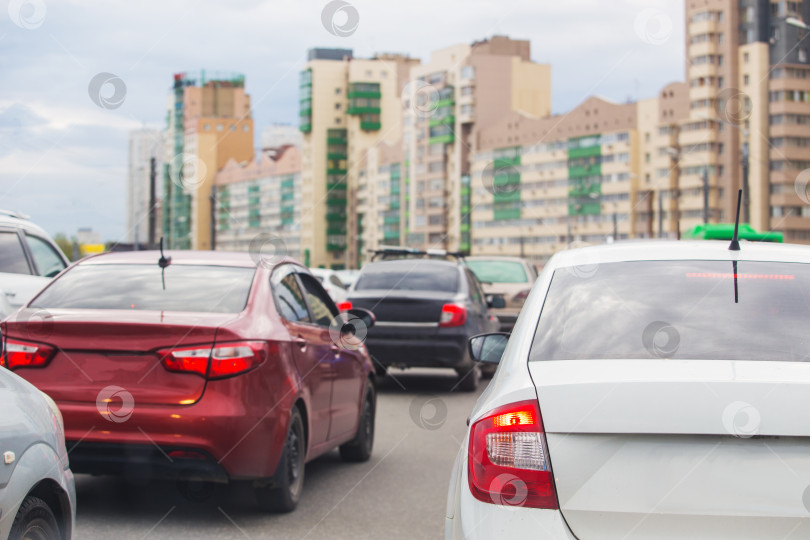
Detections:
354,262,460,292
31,264,255,313
529,260,810,362
466,260,529,284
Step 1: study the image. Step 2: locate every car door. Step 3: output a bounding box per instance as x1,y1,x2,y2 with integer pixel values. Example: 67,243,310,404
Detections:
464,269,491,334
270,264,333,449
0,228,50,309
296,272,364,441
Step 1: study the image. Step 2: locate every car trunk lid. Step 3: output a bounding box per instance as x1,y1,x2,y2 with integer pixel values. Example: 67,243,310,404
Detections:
530,359,810,539
349,290,458,324
4,309,238,406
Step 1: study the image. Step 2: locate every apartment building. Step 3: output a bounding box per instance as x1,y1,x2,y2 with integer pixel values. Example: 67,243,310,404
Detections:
355,140,405,260
403,36,552,254
162,71,254,250
298,48,418,269
213,145,302,258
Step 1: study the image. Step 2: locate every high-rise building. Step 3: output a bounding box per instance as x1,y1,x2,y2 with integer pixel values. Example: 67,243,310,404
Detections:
162,71,254,250
677,0,810,242
402,36,551,256
126,128,164,247
214,145,302,257
261,123,302,150
298,49,418,268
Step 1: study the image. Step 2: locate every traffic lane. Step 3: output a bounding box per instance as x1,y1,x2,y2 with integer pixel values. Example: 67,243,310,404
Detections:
74,368,486,539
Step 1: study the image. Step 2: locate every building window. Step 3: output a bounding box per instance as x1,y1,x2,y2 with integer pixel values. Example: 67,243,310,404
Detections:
744,52,749,64
744,74,750,85
335,103,341,110
461,65,475,80
242,125,249,132
229,125,236,131
800,48,808,63
335,88,342,95
217,124,224,131
335,118,342,124
204,124,210,131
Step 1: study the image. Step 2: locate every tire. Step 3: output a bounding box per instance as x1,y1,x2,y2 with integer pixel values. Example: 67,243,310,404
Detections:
9,495,60,540
255,407,306,513
340,383,376,462
456,364,481,392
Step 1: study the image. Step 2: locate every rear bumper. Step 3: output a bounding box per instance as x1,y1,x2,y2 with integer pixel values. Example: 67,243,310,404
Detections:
489,308,521,332
365,327,469,369
59,374,295,482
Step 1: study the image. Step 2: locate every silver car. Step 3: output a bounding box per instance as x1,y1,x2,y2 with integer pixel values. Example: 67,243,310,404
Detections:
0,352,75,540
448,240,810,539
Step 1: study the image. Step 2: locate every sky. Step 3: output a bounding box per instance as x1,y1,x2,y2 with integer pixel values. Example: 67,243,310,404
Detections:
0,0,685,242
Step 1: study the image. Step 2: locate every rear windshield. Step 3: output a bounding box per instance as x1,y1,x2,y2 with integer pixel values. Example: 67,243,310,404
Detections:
466,260,528,284
354,262,460,292
529,260,810,362
30,264,255,313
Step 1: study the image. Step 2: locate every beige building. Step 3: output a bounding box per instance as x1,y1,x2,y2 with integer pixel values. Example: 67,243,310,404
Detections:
298,49,418,269
163,71,254,250
213,145,302,257
403,36,551,255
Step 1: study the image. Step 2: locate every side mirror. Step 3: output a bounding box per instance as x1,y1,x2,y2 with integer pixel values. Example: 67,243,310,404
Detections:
468,332,509,364
486,294,506,309
347,307,375,329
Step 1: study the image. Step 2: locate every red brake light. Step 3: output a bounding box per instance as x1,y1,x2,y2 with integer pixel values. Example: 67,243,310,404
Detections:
439,304,467,327
337,301,353,311
159,341,269,380
1,338,56,370
468,400,559,509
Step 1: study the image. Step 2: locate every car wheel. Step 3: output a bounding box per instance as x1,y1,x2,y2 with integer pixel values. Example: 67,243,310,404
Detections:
9,495,60,540
339,383,376,462
456,364,481,392
256,407,305,513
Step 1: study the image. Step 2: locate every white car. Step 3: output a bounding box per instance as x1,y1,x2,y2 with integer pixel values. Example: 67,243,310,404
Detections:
309,268,348,303
447,240,810,539
0,212,70,313
0,349,76,540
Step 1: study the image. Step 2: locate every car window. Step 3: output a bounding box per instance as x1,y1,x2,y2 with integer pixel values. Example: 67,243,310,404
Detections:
26,234,67,277
465,269,483,306
466,260,529,284
298,272,338,327
31,264,255,313
329,275,346,289
274,273,310,323
354,262,460,292
529,260,810,363
0,231,31,275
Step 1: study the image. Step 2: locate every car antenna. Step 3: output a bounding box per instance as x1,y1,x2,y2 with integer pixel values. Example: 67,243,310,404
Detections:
158,237,171,290
729,189,743,251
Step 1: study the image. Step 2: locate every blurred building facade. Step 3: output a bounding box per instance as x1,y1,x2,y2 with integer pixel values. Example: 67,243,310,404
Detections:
162,71,254,250
126,128,164,247
213,146,301,258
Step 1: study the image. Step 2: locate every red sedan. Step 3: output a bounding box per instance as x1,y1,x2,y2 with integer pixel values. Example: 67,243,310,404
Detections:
0,250,376,512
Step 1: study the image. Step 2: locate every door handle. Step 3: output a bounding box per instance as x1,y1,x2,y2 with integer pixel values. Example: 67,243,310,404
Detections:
295,336,307,349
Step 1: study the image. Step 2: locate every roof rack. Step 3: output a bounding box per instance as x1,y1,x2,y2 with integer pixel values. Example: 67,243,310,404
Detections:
370,246,466,262
0,210,30,220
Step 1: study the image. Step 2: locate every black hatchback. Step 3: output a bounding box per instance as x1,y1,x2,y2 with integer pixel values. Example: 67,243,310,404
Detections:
346,255,501,391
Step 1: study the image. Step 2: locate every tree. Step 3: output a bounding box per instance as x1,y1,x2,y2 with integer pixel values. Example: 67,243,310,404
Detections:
53,233,77,262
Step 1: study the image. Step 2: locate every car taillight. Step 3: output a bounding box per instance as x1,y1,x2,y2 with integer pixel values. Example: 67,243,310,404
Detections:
468,400,558,509
159,341,269,380
512,289,531,303
0,338,56,370
337,301,353,311
439,304,467,327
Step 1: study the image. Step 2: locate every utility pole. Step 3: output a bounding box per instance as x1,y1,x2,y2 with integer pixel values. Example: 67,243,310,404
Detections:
702,166,710,225
209,190,216,251
613,212,618,241
148,156,157,248
741,136,750,224
658,189,664,238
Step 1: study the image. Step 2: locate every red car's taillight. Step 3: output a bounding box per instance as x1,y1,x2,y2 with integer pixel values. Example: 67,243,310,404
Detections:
439,304,467,327
159,341,269,380
0,338,56,370
468,400,559,509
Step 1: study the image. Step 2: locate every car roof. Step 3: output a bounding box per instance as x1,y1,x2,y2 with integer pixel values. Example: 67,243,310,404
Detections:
548,240,810,270
361,258,463,271
0,212,52,237
77,250,301,269
465,256,529,264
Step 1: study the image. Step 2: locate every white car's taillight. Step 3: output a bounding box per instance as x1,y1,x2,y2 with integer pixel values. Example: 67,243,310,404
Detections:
468,400,559,509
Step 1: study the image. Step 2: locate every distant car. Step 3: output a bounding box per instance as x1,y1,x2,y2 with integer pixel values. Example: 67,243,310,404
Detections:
335,269,360,290
0,211,70,313
309,268,349,303
0,349,75,540
3,250,376,513
447,240,810,538
347,250,501,391
464,256,537,332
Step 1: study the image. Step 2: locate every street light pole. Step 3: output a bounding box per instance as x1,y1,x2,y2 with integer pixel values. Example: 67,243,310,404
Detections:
741,135,750,224
702,166,710,224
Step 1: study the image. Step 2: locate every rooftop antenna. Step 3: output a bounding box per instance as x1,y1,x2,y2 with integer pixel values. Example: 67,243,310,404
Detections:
729,189,742,251
158,237,171,291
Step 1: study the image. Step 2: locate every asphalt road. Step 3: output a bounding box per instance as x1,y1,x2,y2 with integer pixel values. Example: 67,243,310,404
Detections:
74,368,486,540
